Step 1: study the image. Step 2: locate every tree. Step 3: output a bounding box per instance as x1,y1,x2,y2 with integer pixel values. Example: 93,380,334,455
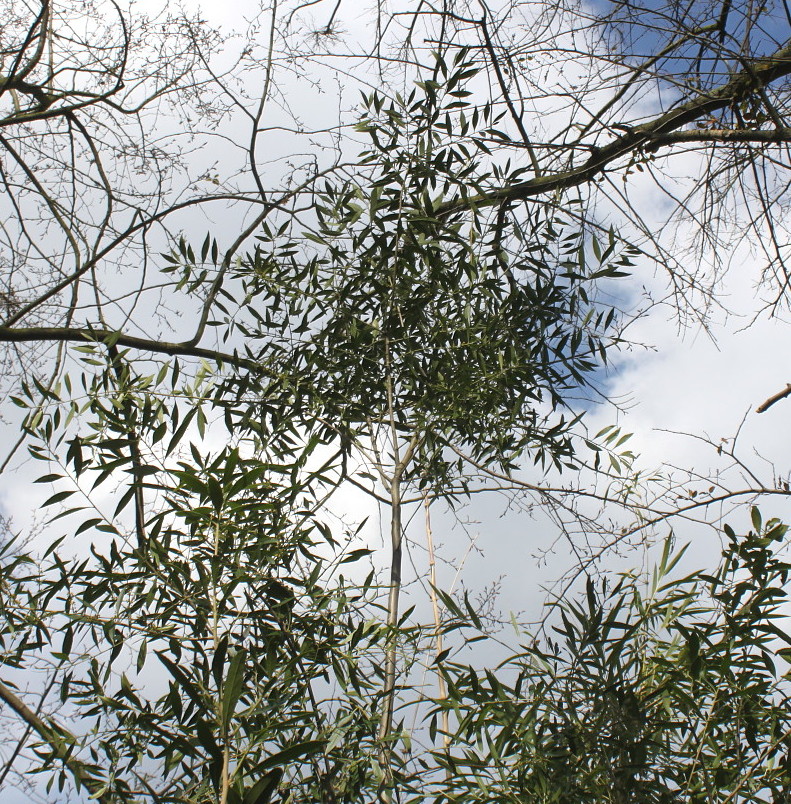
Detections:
0,430,393,802
432,509,791,803
5,418,791,801
230,66,636,755
0,54,634,798
3,0,791,373
2,0,791,801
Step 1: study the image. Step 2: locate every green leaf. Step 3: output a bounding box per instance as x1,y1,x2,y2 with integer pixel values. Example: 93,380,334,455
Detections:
157,653,205,711
196,719,223,760
166,406,197,457
221,647,247,731
212,634,229,689
340,548,374,564
42,490,76,507
259,741,325,772
208,475,224,511
75,518,103,536
35,473,64,483
243,769,284,804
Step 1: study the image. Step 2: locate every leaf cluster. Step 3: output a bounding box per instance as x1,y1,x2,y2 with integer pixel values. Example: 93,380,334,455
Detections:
221,57,630,487
431,512,791,803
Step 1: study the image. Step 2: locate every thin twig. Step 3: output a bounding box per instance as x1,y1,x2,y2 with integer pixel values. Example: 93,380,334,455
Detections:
0,678,111,802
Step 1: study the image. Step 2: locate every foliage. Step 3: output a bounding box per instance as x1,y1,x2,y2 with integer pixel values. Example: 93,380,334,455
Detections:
6,408,791,803
215,55,630,485
0,56,632,799
2,1,791,802
2,404,394,802
433,511,791,803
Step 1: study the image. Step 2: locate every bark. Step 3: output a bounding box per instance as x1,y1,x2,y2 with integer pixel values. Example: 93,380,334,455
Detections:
439,41,791,216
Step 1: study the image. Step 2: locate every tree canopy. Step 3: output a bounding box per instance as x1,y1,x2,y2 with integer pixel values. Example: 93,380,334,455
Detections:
1,1,791,802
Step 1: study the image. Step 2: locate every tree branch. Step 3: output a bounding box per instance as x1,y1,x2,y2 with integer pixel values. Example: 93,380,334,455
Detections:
648,127,791,146
0,678,112,802
0,326,266,372
439,40,791,214
756,383,791,413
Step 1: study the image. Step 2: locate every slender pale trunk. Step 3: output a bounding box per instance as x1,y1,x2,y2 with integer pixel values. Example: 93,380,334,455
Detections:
378,470,403,745
377,339,419,798
376,464,405,804
212,520,231,804
424,495,449,749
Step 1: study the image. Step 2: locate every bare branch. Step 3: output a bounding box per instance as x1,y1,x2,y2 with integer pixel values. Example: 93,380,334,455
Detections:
756,383,791,412
440,40,791,214
0,678,111,802
0,325,266,372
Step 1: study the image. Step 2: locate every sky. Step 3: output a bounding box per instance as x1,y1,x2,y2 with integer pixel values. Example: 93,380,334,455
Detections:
0,0,787,629
2,0,790,638
2,0,791,799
